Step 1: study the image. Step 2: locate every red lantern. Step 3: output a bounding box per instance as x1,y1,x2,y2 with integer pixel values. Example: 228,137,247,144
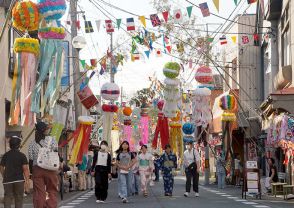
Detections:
123,107,132,116
157,100,164,111
195,66,213,84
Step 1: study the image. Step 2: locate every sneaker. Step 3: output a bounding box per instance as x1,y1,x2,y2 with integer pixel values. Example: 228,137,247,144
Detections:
195,192,199,197
184,192,189,197
122,198,128,203
96,200,101,203
100,200,106,204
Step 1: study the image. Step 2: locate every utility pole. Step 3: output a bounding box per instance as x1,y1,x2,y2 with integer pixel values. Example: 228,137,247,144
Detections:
70,0,82,127
110,33,114,83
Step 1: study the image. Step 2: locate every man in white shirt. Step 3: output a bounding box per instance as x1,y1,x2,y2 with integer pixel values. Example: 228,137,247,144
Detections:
183,141,200,197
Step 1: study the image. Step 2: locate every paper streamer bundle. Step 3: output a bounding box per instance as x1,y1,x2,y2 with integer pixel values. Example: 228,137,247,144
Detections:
122,107,133,150
162,62,181,118
152,100,169,149
140,103,149,145
182,122,195,144
192,88,212,128
100,82,120,142
169,111,183,158
69,116,95,165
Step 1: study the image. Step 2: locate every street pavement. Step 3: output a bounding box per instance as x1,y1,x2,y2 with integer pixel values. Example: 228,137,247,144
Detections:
57,176,294,208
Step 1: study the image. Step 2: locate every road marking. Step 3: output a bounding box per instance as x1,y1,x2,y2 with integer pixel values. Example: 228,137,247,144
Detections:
59,206,75,208
242,202,258,205
235,199,247,202
216,192,226,194
221,195,232,197
227,197,239,199
253,206,270,208
72,200,85,203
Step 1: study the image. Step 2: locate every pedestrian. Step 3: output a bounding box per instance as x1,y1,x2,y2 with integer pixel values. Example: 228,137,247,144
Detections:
153,153,160,182
86,150,94,190
116,141,135,203
183,141,200,197
28,121,59,208
234,154,241,186
159,144,177,196
91,140,111,203
77,154,88,191
131,152,140,195
138,145,154,197
216,152,226,189
265,157,278,190
0,136,30,208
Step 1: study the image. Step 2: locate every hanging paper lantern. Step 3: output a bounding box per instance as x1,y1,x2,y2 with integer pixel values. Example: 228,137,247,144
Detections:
163,62,180,79
37,0,67,20
157,100,164,111
102,104,118,112
195,66,213,84
183,135,194,143
219,94,236,111
101,82,120,101
14,38,40,55
182,122,195,135
12,1,39,32
38,27,66,39
221,112,236,122
123,107,132,116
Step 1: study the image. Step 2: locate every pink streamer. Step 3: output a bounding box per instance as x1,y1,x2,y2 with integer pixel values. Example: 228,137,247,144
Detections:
123,125,132,143
140,116,149,145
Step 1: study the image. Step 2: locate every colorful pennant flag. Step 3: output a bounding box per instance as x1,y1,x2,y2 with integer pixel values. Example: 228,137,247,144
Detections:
166,45,172,53
105,20,114,33
176,42,184,53
253,33,259,46
186,6,193,18
99,67,105,75
207,37,214,43
80,60,86,69
150,14,161,27
66,20,71,25
95,20,101,32
75,20,81,30
173,9,183,23
231,36,237,44
234,0,238,5
116,19,122,29
155,49,162,57
162,11,169,22
131,53,140,61
139,16,146,28
199,2,210,17
219,35,227,45
100,57,107,70
247,0,257,4
84,20,94,33
212,0,219,12
90,59,97,67
144,50,150,58
242,35,250,44
126,18,135,31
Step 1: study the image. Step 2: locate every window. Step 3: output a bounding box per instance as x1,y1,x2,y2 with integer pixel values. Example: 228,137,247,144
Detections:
281,5,291,66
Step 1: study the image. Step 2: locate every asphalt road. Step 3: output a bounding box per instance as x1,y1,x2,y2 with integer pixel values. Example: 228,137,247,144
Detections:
58,177,294,208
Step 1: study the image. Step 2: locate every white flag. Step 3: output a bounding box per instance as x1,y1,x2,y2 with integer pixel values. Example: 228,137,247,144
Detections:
173,9,183,23
95,20,101,32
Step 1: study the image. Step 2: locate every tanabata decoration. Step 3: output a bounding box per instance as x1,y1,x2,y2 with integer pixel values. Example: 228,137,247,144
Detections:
101,82,120,142
169,111,183,158
9,37,40,126
195,66,214,89
122,107,133,150
219,94,236,111
182,122,195,143
69,116,95,165
162,62,181,118
77,85,99,110
140,102,149,145
152,100,169,149
12,1,39,32
37,0,67,20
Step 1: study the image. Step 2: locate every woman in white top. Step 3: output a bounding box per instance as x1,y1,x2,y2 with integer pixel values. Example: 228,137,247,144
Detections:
183,141,200,197
138,145,154,197
91,141,111,203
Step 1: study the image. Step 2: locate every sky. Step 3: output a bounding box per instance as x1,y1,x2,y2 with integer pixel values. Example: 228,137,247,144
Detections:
66,0,258,99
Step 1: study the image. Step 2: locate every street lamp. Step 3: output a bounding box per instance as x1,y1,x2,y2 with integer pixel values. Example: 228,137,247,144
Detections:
72,35,86,127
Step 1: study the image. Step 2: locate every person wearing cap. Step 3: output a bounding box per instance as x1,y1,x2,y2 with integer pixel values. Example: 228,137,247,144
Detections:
0,136,30,208
183,141,200,197
159,144,177,196
28,121,58,208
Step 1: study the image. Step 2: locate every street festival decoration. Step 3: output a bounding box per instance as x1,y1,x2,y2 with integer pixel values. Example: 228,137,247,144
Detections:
122,107,133,147
101,82,120,142
169,111,183,158
30,0,67,115
9,0,40,126
140,101,150,145
69,116,95,165
152,100,169,149
162,62,181,118
219,94,237,174
182,122,196,143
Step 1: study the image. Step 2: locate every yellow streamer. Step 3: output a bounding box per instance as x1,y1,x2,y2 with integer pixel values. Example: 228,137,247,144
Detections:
69,126,84,165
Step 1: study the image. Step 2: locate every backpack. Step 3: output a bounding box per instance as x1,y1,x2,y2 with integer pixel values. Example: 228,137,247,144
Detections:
37,136,60,171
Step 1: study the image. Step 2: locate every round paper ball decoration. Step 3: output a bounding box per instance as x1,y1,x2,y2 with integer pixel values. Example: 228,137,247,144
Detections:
101,83,120,101
219,94,236,111
12,1,39,32
37,0,67,20
157,100,164,111
163,62,180,79
182,122,195,135
195,66,213,84
14,37,40,56
123,107,132,116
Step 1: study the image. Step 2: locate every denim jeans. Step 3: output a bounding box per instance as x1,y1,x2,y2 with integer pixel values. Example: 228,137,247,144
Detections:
131,172,140,194
119,172,131,198
217,172,226,189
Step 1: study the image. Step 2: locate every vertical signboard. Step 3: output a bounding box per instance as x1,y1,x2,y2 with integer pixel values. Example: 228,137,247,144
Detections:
61,41,70,87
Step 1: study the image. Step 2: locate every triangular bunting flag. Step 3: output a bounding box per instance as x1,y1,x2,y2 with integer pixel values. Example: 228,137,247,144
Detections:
176,43,184,54
116,19,122,29
105,20,114,33
139,16,146,28
150,14,161,27
162,11,169,22
186,6,193,18
247,0,257,4
199,2,210,17
231,36,237,44
207,37,214,43
212,0,219,12
144,50,150,59
173,9,183,23
253,33,260,46
166,45,172,53
90,59,97,67
95,20,101,32
84,20,94,33
234,0,238,5
80,60,86,68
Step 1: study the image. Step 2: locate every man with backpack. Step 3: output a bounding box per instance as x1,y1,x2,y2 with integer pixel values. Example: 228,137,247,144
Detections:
28,121,59,208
